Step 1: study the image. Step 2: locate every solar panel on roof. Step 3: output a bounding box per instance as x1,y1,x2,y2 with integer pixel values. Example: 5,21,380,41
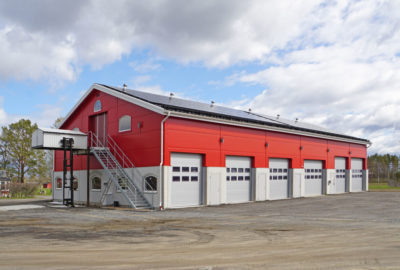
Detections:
98,84,369,143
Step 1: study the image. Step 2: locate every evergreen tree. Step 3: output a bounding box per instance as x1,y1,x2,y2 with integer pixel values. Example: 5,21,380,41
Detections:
0,119,47,183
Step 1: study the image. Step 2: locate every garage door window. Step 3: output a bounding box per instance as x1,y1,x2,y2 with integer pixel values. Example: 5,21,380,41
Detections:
352,169,363,179
269,168,288,180
226,167,251,181
171,166,200,182
305,169,322,179
336,169,346,179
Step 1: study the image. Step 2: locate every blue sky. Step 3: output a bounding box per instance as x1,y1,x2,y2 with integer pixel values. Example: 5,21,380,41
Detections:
0,0,399,154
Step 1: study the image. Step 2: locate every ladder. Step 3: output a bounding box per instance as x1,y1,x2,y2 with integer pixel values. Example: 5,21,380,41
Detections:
89,131,152,209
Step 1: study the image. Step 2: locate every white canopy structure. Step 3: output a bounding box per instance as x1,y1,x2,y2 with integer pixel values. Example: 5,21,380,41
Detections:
32,128,88,150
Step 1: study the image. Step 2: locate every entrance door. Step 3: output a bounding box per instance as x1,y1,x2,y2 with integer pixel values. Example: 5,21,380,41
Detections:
90,113,107,146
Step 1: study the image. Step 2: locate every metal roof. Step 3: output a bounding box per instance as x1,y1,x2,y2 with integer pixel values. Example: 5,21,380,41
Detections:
97,84,370,144
39,127,87,136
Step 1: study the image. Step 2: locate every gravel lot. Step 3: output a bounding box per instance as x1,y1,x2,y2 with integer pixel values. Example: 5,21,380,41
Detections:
0,192,399,270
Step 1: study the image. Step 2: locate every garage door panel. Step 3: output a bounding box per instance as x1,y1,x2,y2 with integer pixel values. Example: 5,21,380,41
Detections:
335,157,346,193
351,158,363,192
171,153,203,208
304,160,323,196
226,156,251,203
269,158,289,200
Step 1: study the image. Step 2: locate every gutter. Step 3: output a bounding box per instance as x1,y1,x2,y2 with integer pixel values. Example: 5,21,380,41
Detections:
159,111,171,210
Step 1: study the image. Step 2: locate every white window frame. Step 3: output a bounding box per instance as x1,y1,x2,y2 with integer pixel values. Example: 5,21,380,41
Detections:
94,100,101,112
118,115,132,132
144,175,157,193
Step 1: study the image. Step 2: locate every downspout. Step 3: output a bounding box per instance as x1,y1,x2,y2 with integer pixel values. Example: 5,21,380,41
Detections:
52,150,55,201
159,111,171,210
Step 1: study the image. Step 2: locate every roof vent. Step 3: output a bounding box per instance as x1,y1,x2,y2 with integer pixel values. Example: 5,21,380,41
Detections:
210,101,215,107
169,93,174,100
276,114,280,119
248,108,252,113
123,83,127,92
295,118,298,123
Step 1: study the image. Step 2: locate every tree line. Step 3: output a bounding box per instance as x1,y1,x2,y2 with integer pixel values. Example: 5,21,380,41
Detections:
0,119,49,183
368,154,400,184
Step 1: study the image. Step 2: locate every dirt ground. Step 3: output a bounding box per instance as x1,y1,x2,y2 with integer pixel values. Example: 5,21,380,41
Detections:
1,192,400,270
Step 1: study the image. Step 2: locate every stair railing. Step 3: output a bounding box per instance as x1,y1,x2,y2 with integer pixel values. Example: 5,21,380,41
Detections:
88,131,151,209
106,135,134,169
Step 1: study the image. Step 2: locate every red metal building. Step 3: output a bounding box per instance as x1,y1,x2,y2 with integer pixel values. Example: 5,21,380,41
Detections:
53,83,370,209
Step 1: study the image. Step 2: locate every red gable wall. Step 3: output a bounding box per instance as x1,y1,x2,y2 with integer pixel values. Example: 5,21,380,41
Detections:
54,89,164,171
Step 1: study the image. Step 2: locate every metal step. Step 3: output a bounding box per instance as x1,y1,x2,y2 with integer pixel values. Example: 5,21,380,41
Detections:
89,132,152,210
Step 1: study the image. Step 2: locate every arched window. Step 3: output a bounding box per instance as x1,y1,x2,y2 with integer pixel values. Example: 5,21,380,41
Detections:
94,100,101,112
91,176,101,190
144,175,157,192
119,115,131,132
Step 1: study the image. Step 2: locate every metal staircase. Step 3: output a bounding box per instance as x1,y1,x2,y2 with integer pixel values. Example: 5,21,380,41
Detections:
89,131,152,209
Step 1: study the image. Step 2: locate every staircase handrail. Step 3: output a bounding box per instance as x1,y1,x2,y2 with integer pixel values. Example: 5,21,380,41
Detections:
88,131,151,209
107,135,134,169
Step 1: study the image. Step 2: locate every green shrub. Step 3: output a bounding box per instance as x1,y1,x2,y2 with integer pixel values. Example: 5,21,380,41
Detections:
9,183,39,198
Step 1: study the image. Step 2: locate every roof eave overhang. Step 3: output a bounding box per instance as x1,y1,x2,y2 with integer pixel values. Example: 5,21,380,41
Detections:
167,110,370,146
59,83,166,128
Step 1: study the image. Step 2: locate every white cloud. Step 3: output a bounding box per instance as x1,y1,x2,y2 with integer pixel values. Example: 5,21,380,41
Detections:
224,0,400,154
129,59,161,73
0,95,62,128
0,96,9,126
0,0,399,154
0,0,322,83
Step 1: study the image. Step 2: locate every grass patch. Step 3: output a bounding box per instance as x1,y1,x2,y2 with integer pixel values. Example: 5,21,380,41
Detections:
369,183,400,190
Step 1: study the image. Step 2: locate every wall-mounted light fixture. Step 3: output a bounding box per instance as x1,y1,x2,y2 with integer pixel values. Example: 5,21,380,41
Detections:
265,142,269,148
300,146,303,150
220,137,224,143
137,122,143,129
327,148,330,153
349,151,352,155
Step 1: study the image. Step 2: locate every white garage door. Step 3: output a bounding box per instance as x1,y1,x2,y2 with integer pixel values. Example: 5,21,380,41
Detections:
335,157,347,193
269,158,289,200
170,153,203,208
351,158,363,192
304,160,323,196
226,156,252,203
